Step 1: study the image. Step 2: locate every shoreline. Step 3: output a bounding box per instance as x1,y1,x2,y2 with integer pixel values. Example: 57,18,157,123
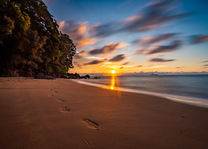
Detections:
73,79,208,108
1,77,208,149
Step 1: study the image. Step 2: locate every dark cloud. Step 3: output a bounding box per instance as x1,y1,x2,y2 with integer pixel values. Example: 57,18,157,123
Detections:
91,22,119,38
148,40,182,54
84,59,105,65
148,33,177,44
137,40,182,55
109,54,126,62
81,54,126,66
192,35,208,44
122,62,130,65
88,42,126,56
135,33,177,46
204,64,208,67
91,0,189,37
149,57,175,62
201,60,208,63
122,0,189,33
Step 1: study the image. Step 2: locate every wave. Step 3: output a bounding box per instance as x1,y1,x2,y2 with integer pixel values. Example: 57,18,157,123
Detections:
72,80,208,108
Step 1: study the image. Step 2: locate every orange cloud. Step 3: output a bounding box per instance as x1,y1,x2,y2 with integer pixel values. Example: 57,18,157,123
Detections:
74,51,88,59
88,42,129,56
123,15,142,23
58,21,96,49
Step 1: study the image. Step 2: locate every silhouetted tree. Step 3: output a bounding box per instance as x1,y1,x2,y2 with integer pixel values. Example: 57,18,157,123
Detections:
0,0,76,77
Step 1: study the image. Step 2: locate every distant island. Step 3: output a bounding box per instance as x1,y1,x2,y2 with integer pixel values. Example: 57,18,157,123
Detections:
0,0,79,78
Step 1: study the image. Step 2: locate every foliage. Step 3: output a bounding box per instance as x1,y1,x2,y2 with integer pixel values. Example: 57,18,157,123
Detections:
0,0,76,77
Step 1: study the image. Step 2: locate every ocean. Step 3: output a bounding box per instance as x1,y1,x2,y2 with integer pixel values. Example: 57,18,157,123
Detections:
74,74,208,108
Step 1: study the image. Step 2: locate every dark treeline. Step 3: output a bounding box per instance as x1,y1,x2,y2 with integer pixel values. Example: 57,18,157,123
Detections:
0,0,76,77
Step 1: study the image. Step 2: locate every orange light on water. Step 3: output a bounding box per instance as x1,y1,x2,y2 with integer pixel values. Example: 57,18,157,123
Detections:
110,76,115,90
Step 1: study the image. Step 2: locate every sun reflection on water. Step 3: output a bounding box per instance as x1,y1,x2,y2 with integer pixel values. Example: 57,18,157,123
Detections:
108,68,119,90
110,76,116,90
106,71,121,97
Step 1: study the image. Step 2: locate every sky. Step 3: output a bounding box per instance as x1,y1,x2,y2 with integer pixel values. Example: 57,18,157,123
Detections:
43,0,208,74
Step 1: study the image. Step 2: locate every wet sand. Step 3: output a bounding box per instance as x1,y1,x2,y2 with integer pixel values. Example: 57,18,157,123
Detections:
0,77,208,149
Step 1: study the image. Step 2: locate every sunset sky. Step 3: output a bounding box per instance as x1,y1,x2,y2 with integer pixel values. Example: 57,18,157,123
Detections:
44,0,208,74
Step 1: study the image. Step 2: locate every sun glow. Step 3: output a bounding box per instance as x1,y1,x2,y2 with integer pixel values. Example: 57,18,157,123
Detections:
111,70,116,74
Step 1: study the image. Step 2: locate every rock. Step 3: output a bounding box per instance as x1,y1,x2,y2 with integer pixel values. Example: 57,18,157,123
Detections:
93,76,101,79
60,75,68,79
66,73,90,79
80,74,90,79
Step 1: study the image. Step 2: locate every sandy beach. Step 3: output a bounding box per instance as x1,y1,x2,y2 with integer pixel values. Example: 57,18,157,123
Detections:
0,77,208,149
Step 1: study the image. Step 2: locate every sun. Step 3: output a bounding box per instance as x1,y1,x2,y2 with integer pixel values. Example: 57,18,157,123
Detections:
111,70,116,74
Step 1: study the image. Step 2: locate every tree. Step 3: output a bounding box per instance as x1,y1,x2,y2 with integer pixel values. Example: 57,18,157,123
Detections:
0,0,76,77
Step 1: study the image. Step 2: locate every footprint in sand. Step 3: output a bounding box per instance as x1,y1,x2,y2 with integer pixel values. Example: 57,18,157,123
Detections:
82,118,99,130
61,105,71,112
57,97,65,103
82,138,94,149
50,88,61,99
50,88,58,93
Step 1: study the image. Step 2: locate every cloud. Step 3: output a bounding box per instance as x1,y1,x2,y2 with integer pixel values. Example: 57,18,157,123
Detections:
116,42,130,48
204,64,208,67
136,40,182,55
201,60,208,63
73,61,83,69
84,59,105,65
192,35,208,44
58,20,96,49
88,42,128,56
137,65,143,67
91,0,189,38
74,51,88,59
122,62,130,65
139,64,165,69
148,40,182,54
91,22,119,38
149,57,175,62
123,15,142,24
134,33,177,47
109,54,126,62
121,0,189,33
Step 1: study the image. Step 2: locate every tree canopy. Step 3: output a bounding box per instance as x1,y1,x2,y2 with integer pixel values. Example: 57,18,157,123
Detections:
0,0,76,77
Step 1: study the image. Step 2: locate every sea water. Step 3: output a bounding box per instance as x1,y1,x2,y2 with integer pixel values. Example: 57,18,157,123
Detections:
74,74,208,107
